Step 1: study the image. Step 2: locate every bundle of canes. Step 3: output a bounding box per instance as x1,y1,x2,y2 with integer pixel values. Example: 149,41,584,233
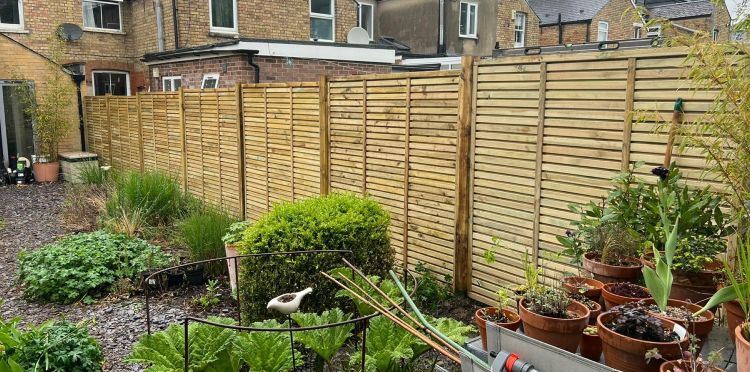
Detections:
663,98,685,167
320,259,461,364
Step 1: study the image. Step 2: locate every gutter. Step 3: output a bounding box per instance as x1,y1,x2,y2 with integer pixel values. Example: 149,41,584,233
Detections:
70,74,87,152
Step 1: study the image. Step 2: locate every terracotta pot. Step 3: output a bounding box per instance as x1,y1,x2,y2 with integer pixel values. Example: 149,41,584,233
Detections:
601,282,650,310
660,360,725,372
563,276,604,302
646,299,714,354
474,307,521,351
726,301,747,344
598,312,689,372
642,252,720,304
736,323,750,372
580,330,602,361
519,299,590,353
583,252,642,284
587,301,602,326
225,243,239,292
32,161,60,183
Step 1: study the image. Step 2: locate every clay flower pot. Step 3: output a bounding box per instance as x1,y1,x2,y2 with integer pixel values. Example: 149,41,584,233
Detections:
474,307,521,351
601,282,650,310
32,161,60,182
583,252,642,284
642,252,721,304
735,323,750,371
562,276,604,302
598,312,689,372
519,299,590,353
660,360,725,372
580,327,602,361
224,243,239,292
725,301,746,344
646,299,714,354
587,300,602,326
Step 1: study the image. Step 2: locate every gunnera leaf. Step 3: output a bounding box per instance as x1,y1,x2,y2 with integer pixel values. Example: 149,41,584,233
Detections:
234,319,300,372
291,309,354,363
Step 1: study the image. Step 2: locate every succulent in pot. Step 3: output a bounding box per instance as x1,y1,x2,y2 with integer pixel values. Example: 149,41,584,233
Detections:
598,305,688,372
474,288,521,351
519,287,590,353
580,325,602,361
602,282,650,310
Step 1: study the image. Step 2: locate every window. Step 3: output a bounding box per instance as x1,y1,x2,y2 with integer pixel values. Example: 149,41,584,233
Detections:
459,2,478,38
514,12,526,47
83,0,122,31
163,76,182,92
647,26,662,37
712,28,719,41
0,0,24,30
310,0,335,42
202,74,220,89
92,71,130,96
597,21,609,42
359,0,374,41
209,0,237,33
634,27,641,39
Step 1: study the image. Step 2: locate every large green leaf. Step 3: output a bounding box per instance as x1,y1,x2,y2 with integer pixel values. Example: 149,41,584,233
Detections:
331,268,403,316
696,284,746,316
349,316,415,372
291,309,354,364
411,316,475,357
234,319,298,372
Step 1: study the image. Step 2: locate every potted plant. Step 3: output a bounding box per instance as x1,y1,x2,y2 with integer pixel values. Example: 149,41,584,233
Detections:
519,286,590,353
602,282,650,310
582,223,644,284
580,325,602,361
598,305,688,372
558,229,605,302
222,220,250,292
650,345,724,372
475,288,521,351
569,293,601,325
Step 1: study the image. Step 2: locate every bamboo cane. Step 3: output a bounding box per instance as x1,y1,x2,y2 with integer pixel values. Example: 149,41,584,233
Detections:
664,98,684,167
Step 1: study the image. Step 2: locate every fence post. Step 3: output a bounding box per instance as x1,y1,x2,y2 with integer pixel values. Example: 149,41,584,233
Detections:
454,56,475,294
106,95,113,165
622,57,637,170
136,93,145,172
403,77,412,269
319,75,330,196
236,83,246,220
179,87,188,192
531,62,548,270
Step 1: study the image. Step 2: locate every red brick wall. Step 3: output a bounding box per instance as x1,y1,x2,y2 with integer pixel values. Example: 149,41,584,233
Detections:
591,0,640,41
495,0,541,49
539,23,590,45
148,55,391,90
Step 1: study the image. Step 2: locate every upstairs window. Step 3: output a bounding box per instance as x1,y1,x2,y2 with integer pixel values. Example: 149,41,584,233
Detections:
359,0,374,41
0,0,24,30
83,0,122,32
459,1,477,38
163,76,182,92
647,25,662,37
93,71,129,96
210,0,237,33
514,12,526,47
202,73,220,89
597,21,609,41
712,28,719,41
310,0,335,42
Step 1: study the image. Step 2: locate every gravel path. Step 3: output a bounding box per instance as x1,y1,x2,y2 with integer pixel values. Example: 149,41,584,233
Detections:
0,183,236,371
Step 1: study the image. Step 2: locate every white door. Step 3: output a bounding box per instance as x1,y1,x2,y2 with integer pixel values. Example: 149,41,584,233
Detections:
0,82,34,168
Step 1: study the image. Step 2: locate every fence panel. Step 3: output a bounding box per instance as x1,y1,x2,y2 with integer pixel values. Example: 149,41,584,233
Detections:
183,88,243,217
139,92,183,181
107,96,142,171
83,96,110,163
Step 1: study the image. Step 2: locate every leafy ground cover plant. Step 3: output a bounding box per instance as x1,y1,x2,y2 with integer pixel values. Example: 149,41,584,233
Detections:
412,262,452,312
221,220,252,246
0,316,23,372
291,309,354,370
238,193,393,321
17,320,103,372
179,207,235,276
673,235,726,273
18,231,170,303
194,280,221,309
605,306,679,342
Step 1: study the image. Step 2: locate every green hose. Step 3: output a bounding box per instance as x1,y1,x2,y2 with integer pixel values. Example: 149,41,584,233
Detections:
389,270,491,371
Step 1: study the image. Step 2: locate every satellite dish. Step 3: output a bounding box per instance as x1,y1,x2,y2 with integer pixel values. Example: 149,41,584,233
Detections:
347,27,370,45
58,23,83,41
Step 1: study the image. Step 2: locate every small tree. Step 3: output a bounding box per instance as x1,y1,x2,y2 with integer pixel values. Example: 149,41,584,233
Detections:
14,35,76,163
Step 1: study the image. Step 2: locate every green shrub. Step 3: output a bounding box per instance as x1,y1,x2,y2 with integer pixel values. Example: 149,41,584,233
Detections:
18,231,171,303
238,193,393,321
17,320,103,372
105,171,191,228
179,208,236,276
222,220,252,245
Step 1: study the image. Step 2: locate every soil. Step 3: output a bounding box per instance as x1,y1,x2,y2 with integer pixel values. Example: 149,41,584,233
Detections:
279,294,296,303
589,253,639,267
645,303,708,322
478,308,510,324
609,282,650,298
569,293,598,310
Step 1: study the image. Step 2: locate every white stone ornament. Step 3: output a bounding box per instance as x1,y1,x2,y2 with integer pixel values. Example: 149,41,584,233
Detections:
266,287,313,315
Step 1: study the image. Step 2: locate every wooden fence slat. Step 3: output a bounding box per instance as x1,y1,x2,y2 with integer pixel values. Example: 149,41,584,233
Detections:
532,62,548,269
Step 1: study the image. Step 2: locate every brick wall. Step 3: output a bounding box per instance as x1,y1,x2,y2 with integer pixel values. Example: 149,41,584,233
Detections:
591,0,640,41
0,36,81,153
539,23,590,45
495,0,540,49
148,54,391,90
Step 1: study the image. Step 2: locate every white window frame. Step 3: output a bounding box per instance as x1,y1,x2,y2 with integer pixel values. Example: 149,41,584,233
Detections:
514,11,526,47
310,0,336,42
358,0,375,41
208,0,238,34
647,25,662,37
82,0,123,33
597,21,609,42
712,28,719,41
162,76,182,92
201,73,220,89
0,0,25,31
92,70,130,96
459,1,478,38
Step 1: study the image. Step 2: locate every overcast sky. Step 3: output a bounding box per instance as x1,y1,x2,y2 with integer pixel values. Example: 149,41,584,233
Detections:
727,0,743,18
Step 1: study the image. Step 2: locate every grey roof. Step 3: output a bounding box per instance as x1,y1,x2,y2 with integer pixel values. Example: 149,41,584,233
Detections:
527,0,610,25
646,0,715,20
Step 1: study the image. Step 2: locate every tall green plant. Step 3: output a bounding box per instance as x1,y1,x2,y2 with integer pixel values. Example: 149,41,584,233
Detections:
179,208,235,276
106,171,190,228
642,186,681,313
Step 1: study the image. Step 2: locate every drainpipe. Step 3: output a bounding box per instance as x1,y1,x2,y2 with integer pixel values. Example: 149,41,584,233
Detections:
155,1,165,52
437,0,445,54
557,13,563,44
351,0,360,27
172,0,179,49
245,52,260,83
70,74,87,151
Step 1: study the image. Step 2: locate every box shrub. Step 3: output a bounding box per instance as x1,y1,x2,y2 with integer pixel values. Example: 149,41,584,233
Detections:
237,193,393,321
18,231,170,303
